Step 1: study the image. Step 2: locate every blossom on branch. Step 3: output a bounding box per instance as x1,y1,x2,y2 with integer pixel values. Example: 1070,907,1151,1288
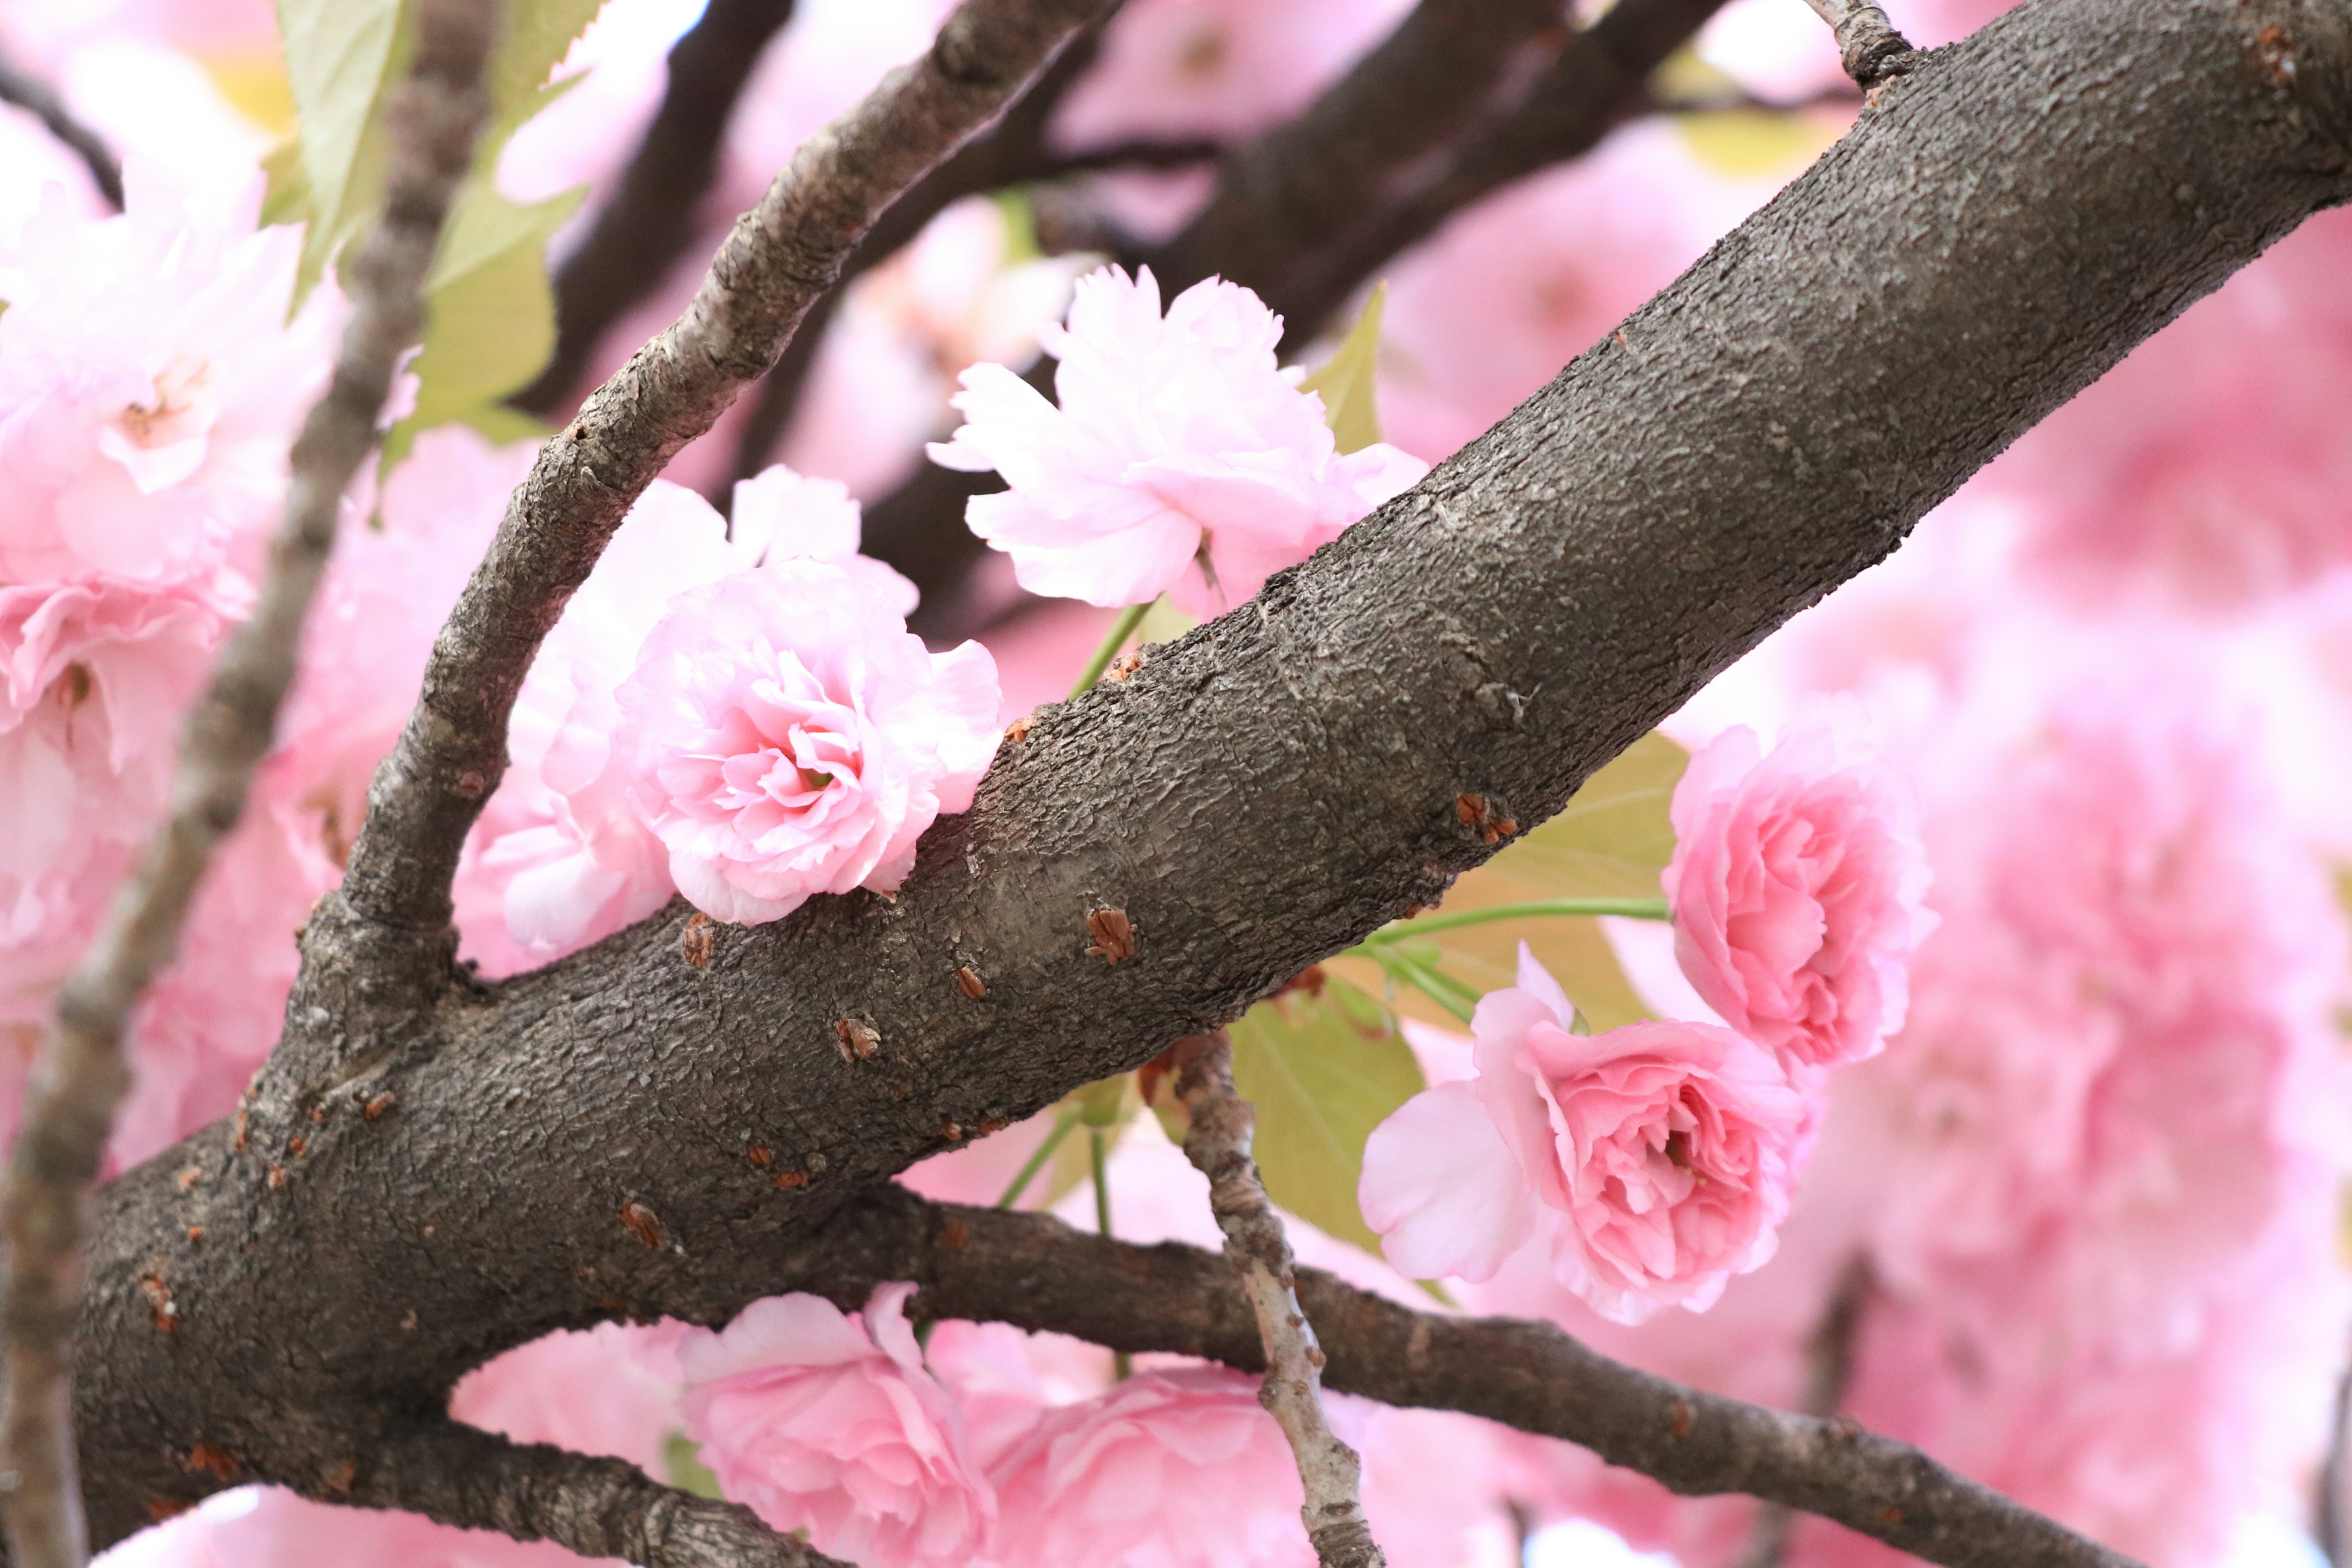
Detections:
1665,712,1934,1072
927,265,1425,614
1360,946,1816,1323
681,1284,997,1568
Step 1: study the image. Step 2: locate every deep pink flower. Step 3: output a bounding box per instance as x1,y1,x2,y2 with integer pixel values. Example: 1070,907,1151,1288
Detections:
680,1284,995,1568
989,1365,1313,1568
615,562,999,925
928,265,1425,614
1360,946,1813,1322
1665,714,1934,1072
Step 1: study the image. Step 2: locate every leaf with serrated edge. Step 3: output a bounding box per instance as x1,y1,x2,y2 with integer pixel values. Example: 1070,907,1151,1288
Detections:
1298,282,1388,455
1333,730,1689,1032
1227,977,1425,1254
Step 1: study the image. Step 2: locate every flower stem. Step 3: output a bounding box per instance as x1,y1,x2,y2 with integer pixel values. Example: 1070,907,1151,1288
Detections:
995,1112,1078,1210
1090,1125,1133,1380
1365,897,1670,940
1068,600,1153,698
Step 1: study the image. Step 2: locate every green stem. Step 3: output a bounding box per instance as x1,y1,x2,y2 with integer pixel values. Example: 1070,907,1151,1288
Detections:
995,1113,1078,1210
1090,1125,1133,1380
1365,897,1671,940
1068,600,1153,698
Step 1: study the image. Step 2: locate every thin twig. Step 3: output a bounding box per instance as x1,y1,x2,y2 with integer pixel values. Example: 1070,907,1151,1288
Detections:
355,1423,851,1568
0,50,123,211
1173,1033,1387,1568
318,0,1117,1037
1795,0,1917,88
1735,1254,1874,1568
2320,1356,2352,1568
0,4,500,1564
516,0,801,417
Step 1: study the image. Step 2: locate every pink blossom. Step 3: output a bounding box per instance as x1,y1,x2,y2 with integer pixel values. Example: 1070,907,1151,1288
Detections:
456,466,927,967
680,1283,996,1568
94,1483,622,1568
1664,714,1934,1072
928,265,1426,613
989,1365,1313,1568
0,167,331,592
1360,946,1812,1322
451,1320,688,1478
614,559,998,927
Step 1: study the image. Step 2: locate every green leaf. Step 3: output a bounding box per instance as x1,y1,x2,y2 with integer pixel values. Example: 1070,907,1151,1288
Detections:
274,0,406,296
1227,976,1424,1254
1298,282,1388,455
1333,731,1688,1031
382,183,579,465
663,1432,723,1500
485,0,606,141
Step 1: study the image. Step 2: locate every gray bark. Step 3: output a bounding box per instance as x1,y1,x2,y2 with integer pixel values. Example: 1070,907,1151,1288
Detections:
56,0,2352,1550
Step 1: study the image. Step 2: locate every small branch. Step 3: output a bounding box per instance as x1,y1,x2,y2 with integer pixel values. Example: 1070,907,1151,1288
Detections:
0,49,123,211
1734,1254,1873,1568
1173,1034,1387,1568
353,1423,851,1568
785,1191,2146,1568
2320,1357,2352,1568
1035,135,1224,176
1796,0,1918,89
318,0,1117,1042
0,3,500,1564
516,0,802,418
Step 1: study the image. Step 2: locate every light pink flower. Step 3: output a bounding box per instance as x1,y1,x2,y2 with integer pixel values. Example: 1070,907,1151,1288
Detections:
928,265,1426,614
456,466,927,967
1665,713,1934,1072
1360,946,1812,1322
614,560,999,926
680,1284,996,1568
989,1365,1313,1568
0,167,331,592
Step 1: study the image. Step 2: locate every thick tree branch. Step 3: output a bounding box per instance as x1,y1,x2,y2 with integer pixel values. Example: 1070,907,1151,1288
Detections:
0,49,123,211
311,0,1116,1035
515,0,801,418
1173,1035,1384,1568
0,6,498,1564
350,1423,850,1568
61,0,2352,1551
772,1193,2140,1568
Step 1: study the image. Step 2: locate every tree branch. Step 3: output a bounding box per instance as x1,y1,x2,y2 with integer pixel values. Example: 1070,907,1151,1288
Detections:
0,5,499,1564
0,48,123,211
350,1423,851,1568
1173,1035,1384,1568
306,0,1117,1063
514,0,801,419
1798,0,1919,88
1733,1255,1873,1568
60,0,2352,1551
773,1193,2142,1568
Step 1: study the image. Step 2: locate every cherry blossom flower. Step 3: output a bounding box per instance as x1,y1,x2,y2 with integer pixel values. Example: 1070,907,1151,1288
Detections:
1360,946,1814,1323
989,1365,1313,1568
614,556,998,927
927,265,1426,614
1664,712,1934,1072
0,167,331,592
681,1284,997,1568
456,466,933,968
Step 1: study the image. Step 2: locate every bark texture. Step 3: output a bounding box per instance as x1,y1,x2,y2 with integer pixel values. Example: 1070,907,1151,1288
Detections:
55,0,2352,1551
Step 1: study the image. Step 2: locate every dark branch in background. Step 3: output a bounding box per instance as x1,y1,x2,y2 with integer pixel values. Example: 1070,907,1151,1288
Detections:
869,0,1738,641
513,0,801,418
60,0,2352,1551
712,18,1133,500
785,1194,2143,1568
1798,0,1918,88
2320,1360,2352,1568
311,0,1118,1028
0,2,500,1564
0,48,123,210
351,1424,849,1568
1173,1035,1385,1568
1734,1256,1874,1568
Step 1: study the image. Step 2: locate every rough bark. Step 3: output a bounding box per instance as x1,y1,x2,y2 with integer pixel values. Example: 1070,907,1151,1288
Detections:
56,0,2352,1550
